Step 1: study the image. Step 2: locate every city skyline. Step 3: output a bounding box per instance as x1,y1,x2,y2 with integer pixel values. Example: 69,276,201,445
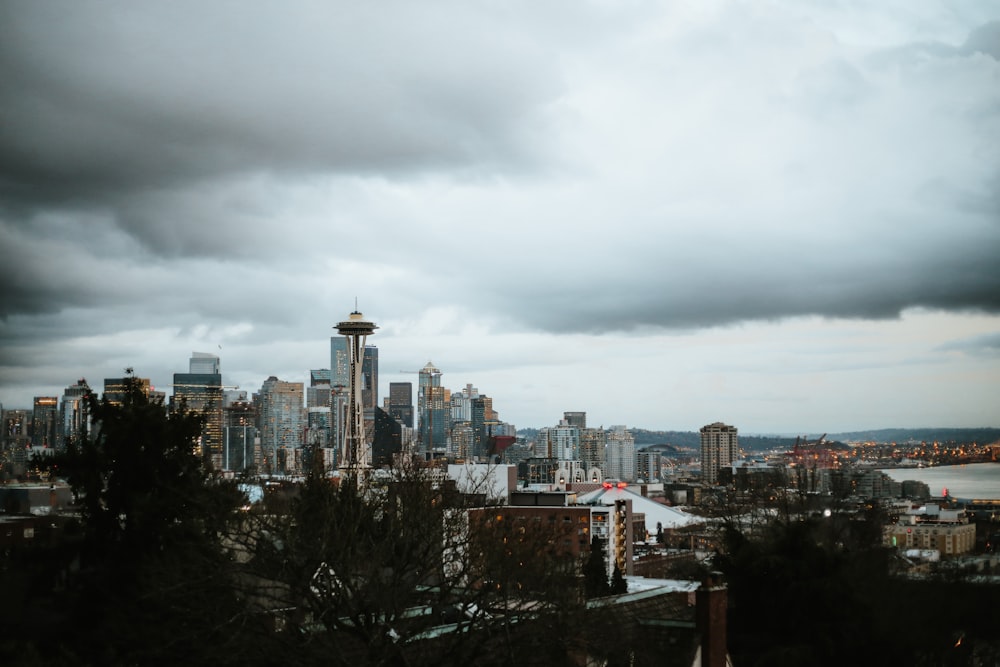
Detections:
1,3,998,434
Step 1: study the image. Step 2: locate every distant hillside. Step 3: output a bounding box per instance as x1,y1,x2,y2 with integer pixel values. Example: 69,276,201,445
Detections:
518,428,797,452
518,427,1000,451
827,427,1000,444
630,429,699,448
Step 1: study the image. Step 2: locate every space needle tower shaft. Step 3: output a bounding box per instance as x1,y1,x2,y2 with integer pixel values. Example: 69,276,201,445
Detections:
335,308,378,471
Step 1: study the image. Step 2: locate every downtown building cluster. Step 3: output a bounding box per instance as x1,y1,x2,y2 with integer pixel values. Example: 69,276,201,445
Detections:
1,353,740,492
0,355,515,479
1,332,526,479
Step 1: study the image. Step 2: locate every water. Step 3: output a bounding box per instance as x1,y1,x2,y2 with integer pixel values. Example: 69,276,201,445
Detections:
878,462,1000,499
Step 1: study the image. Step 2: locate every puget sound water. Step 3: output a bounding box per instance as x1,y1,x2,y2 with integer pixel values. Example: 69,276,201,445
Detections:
878,462,1000,500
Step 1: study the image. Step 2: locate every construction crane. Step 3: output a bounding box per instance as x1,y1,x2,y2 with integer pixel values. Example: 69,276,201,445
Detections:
787,434,838,468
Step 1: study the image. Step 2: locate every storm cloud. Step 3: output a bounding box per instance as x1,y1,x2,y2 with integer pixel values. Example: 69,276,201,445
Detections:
1,1,998,430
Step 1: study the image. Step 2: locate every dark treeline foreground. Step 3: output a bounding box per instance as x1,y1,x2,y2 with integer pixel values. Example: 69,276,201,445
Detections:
0,381,622,666
715,515,1000,666
2,380,998,666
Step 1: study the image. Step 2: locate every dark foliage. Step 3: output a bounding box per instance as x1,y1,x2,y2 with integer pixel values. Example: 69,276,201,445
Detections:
239,463,595,667
2,376,256,665
716,511,1000,666
583,535,611,598
609,565,627,595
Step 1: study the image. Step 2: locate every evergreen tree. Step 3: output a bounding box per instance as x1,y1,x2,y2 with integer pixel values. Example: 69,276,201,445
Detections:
610,564,627,595
44,374,255,665
583,535,611,598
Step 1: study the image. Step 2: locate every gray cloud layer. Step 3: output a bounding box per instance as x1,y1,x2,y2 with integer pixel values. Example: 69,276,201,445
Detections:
1,2,998,361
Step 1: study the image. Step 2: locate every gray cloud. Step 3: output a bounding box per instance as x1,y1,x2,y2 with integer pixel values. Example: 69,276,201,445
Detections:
939,331,1000,356
0,2,563,208
1,2,999,429
963,20,1000,58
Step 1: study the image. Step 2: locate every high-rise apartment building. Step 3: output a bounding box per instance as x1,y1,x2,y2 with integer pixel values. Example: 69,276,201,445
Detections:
257,376,305,474
580,427,607,479
637,450,663,483
450,421,473,459
450,384,478,424
700,422,738,485
605,425,636,482
537,421,580,461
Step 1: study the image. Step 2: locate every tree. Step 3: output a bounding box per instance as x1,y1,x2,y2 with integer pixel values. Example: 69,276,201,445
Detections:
583,535,611,598
714,513,894,666
41,375,256,665
242,462,594,666
609,564,627,595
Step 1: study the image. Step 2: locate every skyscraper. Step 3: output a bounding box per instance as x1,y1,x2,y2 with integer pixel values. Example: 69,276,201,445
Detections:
700,422,738,485
307,369,332,409
580,427,607,480
537,421,580,461
388,382,414,428
471,396,489,460
172,353,223,468
362,345,378,410
59,379,91,449
2,409,31,469
605,425,636,482
636,451,663,483
330,337,349,388
189,351,221,374
450,384,478,423
563,411,587,429
103,376,151,406
222,399,257,473
31,396,58,448
306,369,332,455
372,406,403,467
258,376,305,474
417,362,447,454
330,338,350,465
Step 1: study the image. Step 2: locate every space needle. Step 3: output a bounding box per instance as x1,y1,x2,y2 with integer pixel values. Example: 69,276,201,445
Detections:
335,306,378,472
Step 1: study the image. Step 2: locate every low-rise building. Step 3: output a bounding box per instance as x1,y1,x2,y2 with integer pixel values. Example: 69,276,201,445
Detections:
885,503,977,557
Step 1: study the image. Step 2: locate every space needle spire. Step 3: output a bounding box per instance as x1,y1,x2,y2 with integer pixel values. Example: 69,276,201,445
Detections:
335,305,378,472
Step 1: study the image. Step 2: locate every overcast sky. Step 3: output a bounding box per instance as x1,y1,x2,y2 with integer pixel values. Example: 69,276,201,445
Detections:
1,1,998,434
